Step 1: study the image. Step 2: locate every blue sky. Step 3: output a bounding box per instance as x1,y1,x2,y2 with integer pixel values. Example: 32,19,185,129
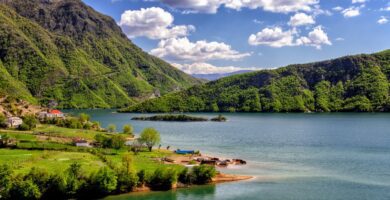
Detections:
83,0,390,74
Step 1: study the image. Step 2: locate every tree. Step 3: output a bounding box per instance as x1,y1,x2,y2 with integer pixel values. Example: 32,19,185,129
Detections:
78,113,90,124
139,128,161,152
0,134,11,147
22,115,38,130
107,124,116,133
122,124,133,135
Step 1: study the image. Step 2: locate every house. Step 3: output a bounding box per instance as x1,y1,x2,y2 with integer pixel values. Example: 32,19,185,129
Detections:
38,110,65,119
74,139,91,147
7,117,23,128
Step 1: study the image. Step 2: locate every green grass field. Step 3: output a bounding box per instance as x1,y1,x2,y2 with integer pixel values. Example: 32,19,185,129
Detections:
34,125,105,140
0,149,105,174
105,150,184,173
0,125,183,177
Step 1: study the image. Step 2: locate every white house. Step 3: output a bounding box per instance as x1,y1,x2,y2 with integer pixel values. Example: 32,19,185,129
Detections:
74,139,91,147
38,110,65,119
7,117,23,128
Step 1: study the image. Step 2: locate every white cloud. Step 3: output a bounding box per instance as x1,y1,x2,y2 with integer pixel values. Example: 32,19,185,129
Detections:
225,0,319,13
118,7,194,39
342,6,361,18
377,16,389,24
352,0,366,4
335,37,345,41
381,6,390,11
158,0,319,14
248,27,296,47
248,26,331,49
172,62,257,74
160,0,223,14
296,26,332,49
151,37,251,62
332,6,343,11
288,13,315,27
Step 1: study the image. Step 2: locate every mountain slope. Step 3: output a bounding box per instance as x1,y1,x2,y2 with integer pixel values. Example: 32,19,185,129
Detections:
122,50,390,112
0,0,201,108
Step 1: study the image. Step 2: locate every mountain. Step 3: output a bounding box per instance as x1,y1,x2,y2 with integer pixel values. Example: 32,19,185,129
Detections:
121,50,390,113
0,0,201,109
192,70,255,81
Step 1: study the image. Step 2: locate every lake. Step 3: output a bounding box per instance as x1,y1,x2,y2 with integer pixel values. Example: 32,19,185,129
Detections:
66,110,390,200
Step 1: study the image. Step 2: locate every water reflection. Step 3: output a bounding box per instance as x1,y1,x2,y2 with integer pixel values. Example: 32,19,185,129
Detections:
105,185,216,200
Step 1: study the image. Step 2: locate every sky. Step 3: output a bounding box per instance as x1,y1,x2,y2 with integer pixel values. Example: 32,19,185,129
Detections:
82,0,390,74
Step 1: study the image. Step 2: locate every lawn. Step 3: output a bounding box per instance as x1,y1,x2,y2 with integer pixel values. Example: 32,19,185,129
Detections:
34,124,104,140
105,150,185,173
0,149,105,174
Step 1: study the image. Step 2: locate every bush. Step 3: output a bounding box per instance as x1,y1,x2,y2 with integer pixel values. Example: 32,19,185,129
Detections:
192,165,217,184
90,167,117,195
0,164,13,197
116,168,138,193
25,167,50,191
42,174,67,199
22,115,39,130
18,123,31,130
108,124,116,133
137,169,146,186
123,124,133,135
8,179,42,200
148,167,177,191
0,114,7,128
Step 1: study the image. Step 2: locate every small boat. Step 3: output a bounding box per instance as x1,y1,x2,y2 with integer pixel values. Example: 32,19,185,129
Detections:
175,149,195,154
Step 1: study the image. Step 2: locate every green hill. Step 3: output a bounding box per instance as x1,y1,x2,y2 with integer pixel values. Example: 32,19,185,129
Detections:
122,50,390,113
0,0,201,108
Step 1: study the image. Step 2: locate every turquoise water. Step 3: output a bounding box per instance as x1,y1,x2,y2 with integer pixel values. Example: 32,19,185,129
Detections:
66,110,390,200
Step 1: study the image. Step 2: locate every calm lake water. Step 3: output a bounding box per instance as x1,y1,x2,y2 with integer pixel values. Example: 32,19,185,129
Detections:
66,110,390,200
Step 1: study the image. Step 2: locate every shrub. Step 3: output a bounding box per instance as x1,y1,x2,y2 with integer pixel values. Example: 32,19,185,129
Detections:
116,168,138,193
42,174,67,199
123,124,133,135
0,164,13,197
148,167,177,191
90,167,117,195
192,165,217,184
108,124,116,133
137,170,146,186
8,179,41,200
22,115,39,130
18,123,31,130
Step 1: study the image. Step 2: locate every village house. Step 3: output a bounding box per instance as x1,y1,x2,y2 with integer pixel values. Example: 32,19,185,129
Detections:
7,117,23,128
74,139,91,147
38,110,65,120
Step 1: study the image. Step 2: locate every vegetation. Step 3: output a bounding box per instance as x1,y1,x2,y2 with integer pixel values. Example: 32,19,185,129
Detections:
139,128,161,152
132,114,208,122
0,118,218,199
211,115,227,122
0,0,201,109
122,124,134,135
122,50,390,113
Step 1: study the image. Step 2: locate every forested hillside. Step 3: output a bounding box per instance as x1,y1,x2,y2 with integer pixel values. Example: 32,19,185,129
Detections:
0,0,201,108
122,50,390,113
